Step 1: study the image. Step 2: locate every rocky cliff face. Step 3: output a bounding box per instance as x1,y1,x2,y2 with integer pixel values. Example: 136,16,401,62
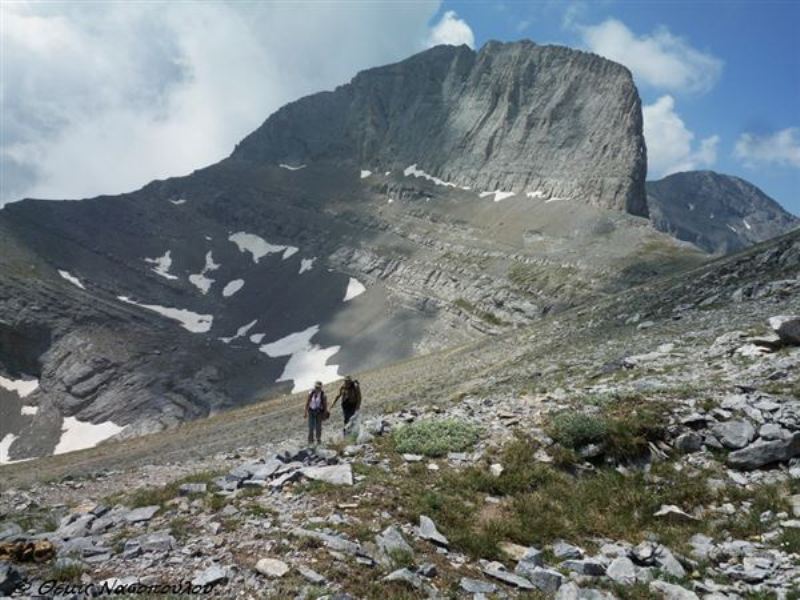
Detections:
647,170,798,254
234,41,648,217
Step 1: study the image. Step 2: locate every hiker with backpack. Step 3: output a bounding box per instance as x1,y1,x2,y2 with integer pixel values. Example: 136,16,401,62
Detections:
331,375,361,433
304,381,329,445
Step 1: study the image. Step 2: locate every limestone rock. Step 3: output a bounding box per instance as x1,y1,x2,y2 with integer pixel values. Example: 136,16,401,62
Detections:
418,515,448,547
769,315,800,345
649,580,699,600
255,558,290,578
711,420,756,449
300,464,353,486
727,433,800,470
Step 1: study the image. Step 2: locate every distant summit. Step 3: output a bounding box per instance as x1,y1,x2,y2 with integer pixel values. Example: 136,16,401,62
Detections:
234,41,649,217
647,170,799,254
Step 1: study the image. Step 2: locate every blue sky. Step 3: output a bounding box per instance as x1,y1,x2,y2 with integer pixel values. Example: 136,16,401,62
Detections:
439,0,800,214
2,1,798,215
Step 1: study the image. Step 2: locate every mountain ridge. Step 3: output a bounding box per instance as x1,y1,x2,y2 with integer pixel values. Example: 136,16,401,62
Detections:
647,169,799,254
233,40,649,217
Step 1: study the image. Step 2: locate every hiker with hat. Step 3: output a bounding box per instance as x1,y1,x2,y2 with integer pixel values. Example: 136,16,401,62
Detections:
304,381,329,445
331,375,362,432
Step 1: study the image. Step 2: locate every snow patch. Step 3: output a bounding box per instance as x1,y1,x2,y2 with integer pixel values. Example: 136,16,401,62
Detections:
279,163,306,171
0,375,39,398
118,296,213,333
545,196,567,204
189,251,220,295
53,417,125,456
525,190,545,199
283,246,299,260
145,251,178,280
0,434,18,463
229,232,288,264
220,319,258,344
259,325,340,393
360,170,372,179
249,333,266,344
344,277,366,302
688,203,695,211
727,225,738,233
169,198,187,205
743,219,752,231
480,190,515,202
299,258,316,274
21,406,38,416
222,279,245,298
58,270,86,290
403,164,458,188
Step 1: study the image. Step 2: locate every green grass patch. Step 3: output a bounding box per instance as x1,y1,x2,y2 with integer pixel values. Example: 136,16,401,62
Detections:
547,396,671,462
112,469,223,509
45,561,86,582
393,418,480,458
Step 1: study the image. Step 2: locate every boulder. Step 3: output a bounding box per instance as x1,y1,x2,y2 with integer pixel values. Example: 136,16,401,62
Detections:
769,315,800,345
460,577,497,594
649,580,699,600
482,560,535,589
418,516,448,547
56,513,95,539
291,528,363,556
561,559,605,576
524,566,564,593
727,433,800,470
300,464,353,486
673,432,703,453
192,565,230,588
251,458,284,480
383,568,423,589
124,505,160,524
711,420,756,449
654,547,686,579
552,540,583,559
606,556,637,585
255,558,290,578
137,531,175,553
653,504,699,523
296,565,326,584
375,526,413,561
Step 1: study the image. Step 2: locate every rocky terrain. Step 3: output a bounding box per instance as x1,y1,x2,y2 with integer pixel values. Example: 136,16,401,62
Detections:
1,228,798,599
0,41,702,463
648,171,798,254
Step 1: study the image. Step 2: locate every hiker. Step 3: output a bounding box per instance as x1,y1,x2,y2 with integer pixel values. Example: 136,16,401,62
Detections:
304,381,328,445
331,375,361,431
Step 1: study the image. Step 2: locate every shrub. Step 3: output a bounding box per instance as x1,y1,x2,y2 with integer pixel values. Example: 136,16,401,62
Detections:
547,400,671,462
393,418,480,457
548,413,608,449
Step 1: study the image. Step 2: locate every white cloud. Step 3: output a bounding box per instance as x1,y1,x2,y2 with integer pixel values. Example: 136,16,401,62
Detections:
426,10,475,48
643,95,719,177
0,1,442,205
580,18,722,94
734,128,800,169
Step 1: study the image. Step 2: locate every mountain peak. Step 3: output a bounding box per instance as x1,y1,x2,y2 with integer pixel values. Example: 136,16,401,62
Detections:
233,39,648,217
648,170,798,253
